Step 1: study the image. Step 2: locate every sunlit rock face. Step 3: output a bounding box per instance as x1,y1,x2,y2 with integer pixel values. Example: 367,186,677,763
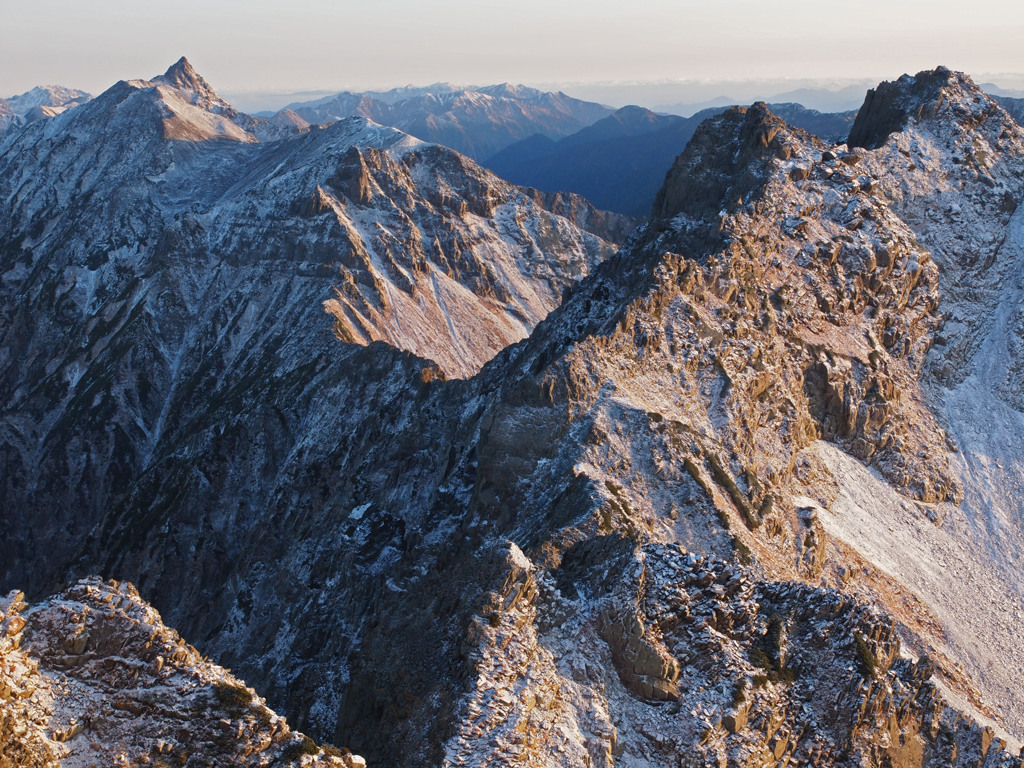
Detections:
0,578,366,767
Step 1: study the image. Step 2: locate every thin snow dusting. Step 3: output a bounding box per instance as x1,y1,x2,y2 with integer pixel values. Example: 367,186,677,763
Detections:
802,79,1024,749
811,441,1024,748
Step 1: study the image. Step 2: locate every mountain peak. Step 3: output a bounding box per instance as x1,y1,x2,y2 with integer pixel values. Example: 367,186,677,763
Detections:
148,55,245,125
652,101,803,223
153,56,216,98
848,66,988,148
4,84,91,115
610,104,663,125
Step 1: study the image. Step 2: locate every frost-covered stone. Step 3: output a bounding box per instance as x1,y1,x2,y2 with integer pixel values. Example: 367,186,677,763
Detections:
0,578,362,767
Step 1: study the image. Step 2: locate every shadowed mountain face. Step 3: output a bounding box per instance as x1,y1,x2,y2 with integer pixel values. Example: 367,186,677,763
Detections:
4,63,1024,768
484,103,857,216
0,58,627,599
275,83,614,161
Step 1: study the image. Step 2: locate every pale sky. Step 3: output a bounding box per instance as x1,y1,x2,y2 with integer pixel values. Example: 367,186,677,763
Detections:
3,0,1024,104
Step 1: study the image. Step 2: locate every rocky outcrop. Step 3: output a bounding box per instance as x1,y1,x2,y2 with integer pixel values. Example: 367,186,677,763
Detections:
653,102,797,224
847,66,975,149
0,578,363,767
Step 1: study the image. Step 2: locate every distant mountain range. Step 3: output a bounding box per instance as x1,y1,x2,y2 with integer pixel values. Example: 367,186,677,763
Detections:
271,83,614,160
652,83,871,117
484,103,857,216
0,84,90,134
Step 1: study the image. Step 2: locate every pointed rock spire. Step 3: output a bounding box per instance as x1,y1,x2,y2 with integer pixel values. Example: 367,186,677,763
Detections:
154,57,217,99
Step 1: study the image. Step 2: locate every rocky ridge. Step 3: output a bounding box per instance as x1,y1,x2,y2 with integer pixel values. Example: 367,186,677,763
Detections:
0,578,364,766
2,65,1024,768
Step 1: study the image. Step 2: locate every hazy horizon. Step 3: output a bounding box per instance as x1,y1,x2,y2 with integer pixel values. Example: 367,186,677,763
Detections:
5,0,1024,103
216,73,1024,115
8,63,1024,116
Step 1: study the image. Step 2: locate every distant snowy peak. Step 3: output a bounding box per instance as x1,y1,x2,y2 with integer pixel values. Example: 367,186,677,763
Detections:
0,84,92,136
5,84,91,114
279,84,613,159
477,83,540,99
363,82,460,104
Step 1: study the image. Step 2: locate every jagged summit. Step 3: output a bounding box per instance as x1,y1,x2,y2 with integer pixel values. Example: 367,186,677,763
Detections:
847,66,993,148
153,56,212,95
652,101,820,224
148,54,239,118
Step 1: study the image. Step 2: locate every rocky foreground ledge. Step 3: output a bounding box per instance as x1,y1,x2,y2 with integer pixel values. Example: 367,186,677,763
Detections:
0,577,364,767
